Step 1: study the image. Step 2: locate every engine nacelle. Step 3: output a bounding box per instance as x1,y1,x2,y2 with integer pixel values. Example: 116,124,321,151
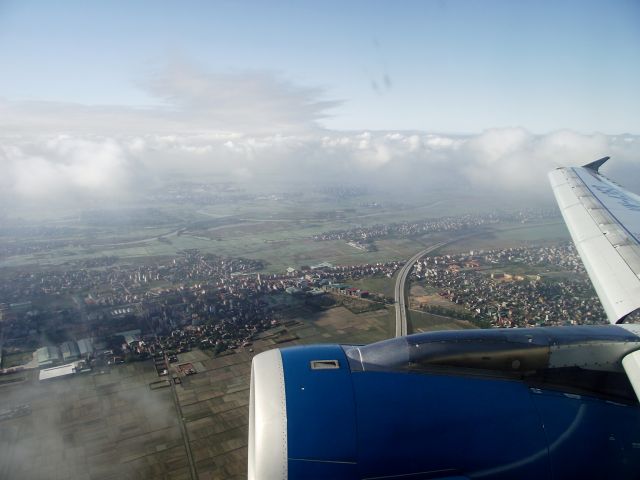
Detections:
249,326,640,479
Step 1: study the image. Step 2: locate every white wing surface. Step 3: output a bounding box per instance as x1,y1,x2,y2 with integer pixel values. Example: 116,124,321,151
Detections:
549,157,640,324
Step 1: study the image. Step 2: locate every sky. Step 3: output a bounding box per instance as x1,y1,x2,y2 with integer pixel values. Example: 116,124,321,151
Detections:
0,0,639,210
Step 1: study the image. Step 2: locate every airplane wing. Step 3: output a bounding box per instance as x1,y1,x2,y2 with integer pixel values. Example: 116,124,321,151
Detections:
548,157,640,324
549,158,640,402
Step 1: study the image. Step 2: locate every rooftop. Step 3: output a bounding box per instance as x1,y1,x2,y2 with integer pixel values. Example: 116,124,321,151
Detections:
39,362,76,381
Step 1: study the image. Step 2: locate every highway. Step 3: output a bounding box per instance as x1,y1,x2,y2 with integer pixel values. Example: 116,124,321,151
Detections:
394,242,447,337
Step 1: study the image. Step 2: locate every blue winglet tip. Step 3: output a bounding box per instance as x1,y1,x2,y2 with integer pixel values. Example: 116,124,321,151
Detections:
583,156,610,173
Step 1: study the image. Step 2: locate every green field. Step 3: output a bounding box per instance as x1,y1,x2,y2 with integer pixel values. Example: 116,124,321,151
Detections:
348,274,397,299
1,188,565,273
407,309,476,333
439,221,569,255
0,220,567,272
1,351,34,369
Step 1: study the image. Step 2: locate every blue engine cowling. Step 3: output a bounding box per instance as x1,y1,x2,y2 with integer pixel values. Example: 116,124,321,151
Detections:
249,326,640,479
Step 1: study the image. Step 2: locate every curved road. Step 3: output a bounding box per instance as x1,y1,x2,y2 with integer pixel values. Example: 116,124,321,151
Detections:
394,241,447,337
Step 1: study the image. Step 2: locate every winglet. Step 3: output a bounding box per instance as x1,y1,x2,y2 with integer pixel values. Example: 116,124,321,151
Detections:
583,156,610,173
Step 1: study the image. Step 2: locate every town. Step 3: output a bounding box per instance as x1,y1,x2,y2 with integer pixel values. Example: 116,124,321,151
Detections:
313,208,558,244
0,240,605,377
0,248,400,371
412,244,606,327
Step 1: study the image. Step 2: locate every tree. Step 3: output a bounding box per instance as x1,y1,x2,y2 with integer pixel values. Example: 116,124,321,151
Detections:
213,342,227,356
106,335,126,352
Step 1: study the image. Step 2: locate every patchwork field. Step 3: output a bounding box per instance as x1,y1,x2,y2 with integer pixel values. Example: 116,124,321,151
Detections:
0,361,189,480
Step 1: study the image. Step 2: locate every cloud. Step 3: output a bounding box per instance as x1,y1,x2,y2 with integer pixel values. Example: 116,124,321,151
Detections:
2,128,639,211
0,61,341,136
1,135,141,208
1,62,639,212
144,60,342,133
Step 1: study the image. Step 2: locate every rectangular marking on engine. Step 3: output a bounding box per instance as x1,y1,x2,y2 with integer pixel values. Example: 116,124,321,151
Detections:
310,359,340,370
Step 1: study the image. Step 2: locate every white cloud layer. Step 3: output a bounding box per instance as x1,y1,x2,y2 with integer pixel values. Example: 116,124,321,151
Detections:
2,128,638,211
